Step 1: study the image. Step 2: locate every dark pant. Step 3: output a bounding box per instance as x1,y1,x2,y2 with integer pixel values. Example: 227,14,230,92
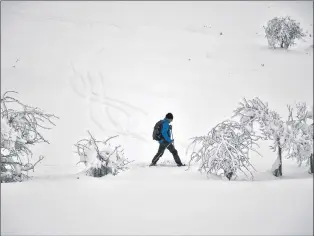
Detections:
152,142,182,165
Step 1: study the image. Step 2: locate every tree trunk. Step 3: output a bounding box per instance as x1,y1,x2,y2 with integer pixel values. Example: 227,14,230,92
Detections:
280,41,284,48
272,140,283,177
278,145,282,176
309,154,314,174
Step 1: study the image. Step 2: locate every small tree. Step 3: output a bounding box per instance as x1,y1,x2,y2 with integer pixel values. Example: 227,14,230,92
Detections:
233,98,288,177
285,103,313,174
234,97,313,177
75,131,133,177
1,91,58,182
264,16,306,49
187,120,261,180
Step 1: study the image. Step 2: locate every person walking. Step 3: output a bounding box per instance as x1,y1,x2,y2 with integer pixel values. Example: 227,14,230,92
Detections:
150,113,185,167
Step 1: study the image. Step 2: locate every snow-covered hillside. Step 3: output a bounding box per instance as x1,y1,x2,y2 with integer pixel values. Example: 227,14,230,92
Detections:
1,163,313,235
1,1,313,235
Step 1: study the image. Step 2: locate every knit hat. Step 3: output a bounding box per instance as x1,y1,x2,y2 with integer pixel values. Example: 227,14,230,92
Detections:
165,113,173,120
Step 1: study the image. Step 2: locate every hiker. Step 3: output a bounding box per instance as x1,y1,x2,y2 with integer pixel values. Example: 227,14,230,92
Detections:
150,113,185,167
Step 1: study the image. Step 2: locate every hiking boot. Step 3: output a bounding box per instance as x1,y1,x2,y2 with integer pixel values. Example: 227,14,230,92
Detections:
149,163,157,167
177,163,186,167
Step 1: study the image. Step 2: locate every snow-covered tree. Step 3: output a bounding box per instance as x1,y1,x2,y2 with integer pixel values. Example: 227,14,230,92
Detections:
75,131,132,177
187,120,261,180
233,98,288,176
1,91,58,182
285,103,313,173
233,97,313,177
264,16,306,49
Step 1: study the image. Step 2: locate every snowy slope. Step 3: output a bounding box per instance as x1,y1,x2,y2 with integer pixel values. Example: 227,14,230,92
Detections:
1,1,313,167
1,1,313,235
1,162,313,235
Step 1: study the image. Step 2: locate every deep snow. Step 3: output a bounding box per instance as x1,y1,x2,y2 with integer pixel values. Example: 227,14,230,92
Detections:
1,1,313,235
1,161,313,235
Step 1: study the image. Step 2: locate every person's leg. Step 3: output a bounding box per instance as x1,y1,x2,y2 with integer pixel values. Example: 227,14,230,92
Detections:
167,143,183,165
151,142,167,165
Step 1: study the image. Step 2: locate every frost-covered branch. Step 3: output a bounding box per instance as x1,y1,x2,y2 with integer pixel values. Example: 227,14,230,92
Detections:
1,91,58,183
285,103,313,173
75,131,133,177
234,97,313,176
187,120,260,180
264,16,306,49
234,97,286,176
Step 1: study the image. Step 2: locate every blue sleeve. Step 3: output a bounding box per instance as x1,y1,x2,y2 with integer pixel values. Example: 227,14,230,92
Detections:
161,122,172,143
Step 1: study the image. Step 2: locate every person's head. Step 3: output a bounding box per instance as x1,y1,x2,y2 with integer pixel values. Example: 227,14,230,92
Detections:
165,113,173,123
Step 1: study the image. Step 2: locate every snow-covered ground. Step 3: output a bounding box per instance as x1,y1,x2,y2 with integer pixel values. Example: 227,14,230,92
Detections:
1,1,313,235
1,162,313,235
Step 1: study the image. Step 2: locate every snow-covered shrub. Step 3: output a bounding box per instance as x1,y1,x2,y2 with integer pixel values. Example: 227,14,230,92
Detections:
264,16,306,49
75,131,132,177
234,97,290,177
234,98,289,176
233,97,313,176
1,91,58,182
285,103,313,173
187,120,261,181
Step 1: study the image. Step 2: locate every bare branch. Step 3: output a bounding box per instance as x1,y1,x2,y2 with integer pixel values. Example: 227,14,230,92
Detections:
74,132,131,177
187,120,259,180
1,91,58,182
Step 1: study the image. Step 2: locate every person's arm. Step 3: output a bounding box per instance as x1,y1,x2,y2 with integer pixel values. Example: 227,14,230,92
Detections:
167,125,172,139
161,122,172,143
